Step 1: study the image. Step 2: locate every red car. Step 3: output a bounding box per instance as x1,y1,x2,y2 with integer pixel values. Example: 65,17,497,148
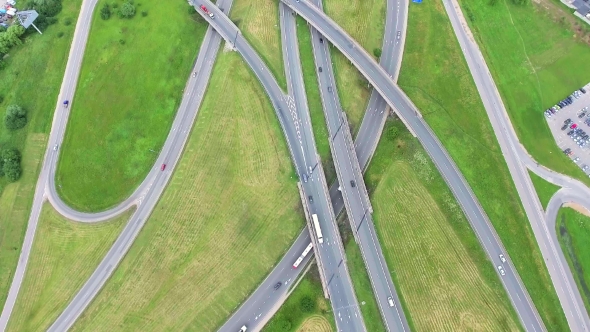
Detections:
161,164,166,171
571,123,578,129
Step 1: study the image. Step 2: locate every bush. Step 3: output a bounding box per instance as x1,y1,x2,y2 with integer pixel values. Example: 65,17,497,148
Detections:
119,39,125,45
57,31,64,38
118,1,136,18
1,148,22,182
141,10,147,17
387,125,399,141
373,48,382,58
4,104,27,130
37,0,62,17
0,95,4,104
0,60,6,71
300,296,316,313
100,3,111,20
63,17,72,25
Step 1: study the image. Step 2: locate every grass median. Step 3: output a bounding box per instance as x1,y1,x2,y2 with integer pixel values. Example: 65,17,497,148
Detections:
71,50,303,331
263,264,335,332
6,204,131,332
557,207,590,316
367,121,522,331
0,0,82,312
231,0,286,90
458,0,590,187
398,0,568,328
529,171,561,209
55,0,206,211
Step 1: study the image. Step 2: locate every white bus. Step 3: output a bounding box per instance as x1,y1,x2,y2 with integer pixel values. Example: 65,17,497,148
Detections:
312,214,323,244
293,242,313,269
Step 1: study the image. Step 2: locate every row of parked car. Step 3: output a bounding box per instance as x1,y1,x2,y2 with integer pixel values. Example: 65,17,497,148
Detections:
544,87,587,118
564,119,589,148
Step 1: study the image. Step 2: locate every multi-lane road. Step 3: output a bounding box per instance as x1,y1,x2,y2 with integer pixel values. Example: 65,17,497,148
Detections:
281,0,546,330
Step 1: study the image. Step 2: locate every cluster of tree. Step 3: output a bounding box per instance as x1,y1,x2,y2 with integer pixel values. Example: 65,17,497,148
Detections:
101,1,139,20
22,0,63,31
0,147,22,182
4,104,27,130
0,25,26,55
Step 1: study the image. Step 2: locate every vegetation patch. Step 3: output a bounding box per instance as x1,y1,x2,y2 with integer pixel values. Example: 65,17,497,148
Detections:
71,51,303,331
458,0,590,187
529,171,561,209
367,120,521,331
230,0,286,90
263,265,335,332
0,0,83,312
398,0,568,327
556,207,590,316
7,204,130,332
55,0,206,211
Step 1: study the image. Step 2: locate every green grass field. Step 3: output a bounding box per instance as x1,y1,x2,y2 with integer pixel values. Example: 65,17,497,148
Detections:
263,265,335,332
321,0,386,133
367,121,521,331
458,0,590,187
556,207,590,316
55,0,206,211
0,0,83,312
398,0,568,328
231,0,286,90
296,16,335,183
529,171,561,209
6,204,131,332
71,51,303,331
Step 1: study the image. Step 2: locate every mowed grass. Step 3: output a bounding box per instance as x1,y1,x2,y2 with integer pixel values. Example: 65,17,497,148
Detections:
55,0,206,212
529,171,561,209
6,204,130,332
296,16,335,183
0,0,82,312
263,266,335,332
367,121,522,331
398,0,568,328
458,0,590,187
344,237,387,332
557,207,590,316
321,0,386,132
231,0,286,90
71,51,303,331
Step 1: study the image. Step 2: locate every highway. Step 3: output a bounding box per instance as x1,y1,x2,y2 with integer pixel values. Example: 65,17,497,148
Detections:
302,0,410,330
195,3,367,331
441,0,590,329
282,0,546,330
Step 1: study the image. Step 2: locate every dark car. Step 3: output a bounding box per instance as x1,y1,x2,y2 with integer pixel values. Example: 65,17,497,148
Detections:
565,118,573,124
308,195,313,203
580,112,587,119
274,282,282,290
319,37,323,43
561,124,569,130
63,100,69,108
327,86,332,93
564,148,572,154
350,180,356,187
318,66,323,72
581,88,586,94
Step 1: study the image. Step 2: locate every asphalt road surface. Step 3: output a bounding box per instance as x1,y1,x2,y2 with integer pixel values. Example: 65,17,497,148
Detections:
282,0,545,330
441,0,590,329
195,3,367,331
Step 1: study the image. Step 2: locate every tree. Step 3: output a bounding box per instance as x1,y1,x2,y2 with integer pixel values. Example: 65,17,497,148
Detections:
118,1,136,18
387,125,399,141
100,3,111,20
373,47,382,58
5,104,27,130
37,0,62,17
2,148,21,182
300,296,316,313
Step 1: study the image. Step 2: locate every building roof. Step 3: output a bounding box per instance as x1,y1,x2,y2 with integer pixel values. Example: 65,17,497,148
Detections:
15,10,38,28
573,0,590,16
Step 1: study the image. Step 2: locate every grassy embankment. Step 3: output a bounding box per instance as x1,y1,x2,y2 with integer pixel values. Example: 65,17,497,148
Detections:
557,207,590,316
367,121,522,331
0,0,82,312
56,0,205,211
458,0,590,188
263,265,335,332
397,0,569,328
529,171,561,209
231,0,286,90
6,205,131,332
71,51,303,331
323,0,386,133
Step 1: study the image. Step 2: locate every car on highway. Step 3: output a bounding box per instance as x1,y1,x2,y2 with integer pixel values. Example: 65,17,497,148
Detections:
327,86,332,93
396,31,401,39
497,265,505,276
239,325,247,332
319,37,323,43
499,254,506,263
309,195,313,203
274,282,282,290
350,180,356,187
192,72,197,78
63,100,69,108
387,296,395,307
318,66,322,72
53,144,59,151
302,173,308,183
161,164,166,171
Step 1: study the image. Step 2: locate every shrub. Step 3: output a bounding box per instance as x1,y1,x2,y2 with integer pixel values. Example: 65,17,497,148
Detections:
1,148,21,182
141,10,147,17
119,39,125,45
387,125,399,141
118,1,136,18
373,48,382,58
4,104,27,130
57,31,64,38
0,60,6,71
37,0,62,17
100,3,111,20
63,17,72,25
300,296,316,313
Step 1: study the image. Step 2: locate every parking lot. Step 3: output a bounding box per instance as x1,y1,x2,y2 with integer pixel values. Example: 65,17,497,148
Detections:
545,82,590,177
